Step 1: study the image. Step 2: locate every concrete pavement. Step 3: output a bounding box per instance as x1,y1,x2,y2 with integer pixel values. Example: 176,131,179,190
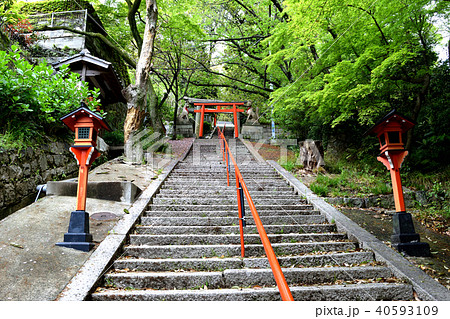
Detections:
0,156,177,300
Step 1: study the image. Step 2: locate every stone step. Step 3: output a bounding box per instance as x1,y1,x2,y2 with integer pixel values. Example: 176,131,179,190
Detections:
157,189,297,196
140,215,326,226
151,197,307,206
134,224,338,235
170,169,277,174
145,209,319,217
171,168,278,174
128,233,348,246
112,251,375,272
175,164,272,170
123,242,357,258
92,282,413,301
101,266,393,290
170,172,279,178
156,192,301,198
172,168,276,172
160,185,295,192
162,180,289,186
148,204,314,212
168,176,281,182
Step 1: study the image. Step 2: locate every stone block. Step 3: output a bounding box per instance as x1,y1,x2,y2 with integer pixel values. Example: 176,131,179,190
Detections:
175,124,194,137
241,125,264,140
39,156,48,171
46,181,141,203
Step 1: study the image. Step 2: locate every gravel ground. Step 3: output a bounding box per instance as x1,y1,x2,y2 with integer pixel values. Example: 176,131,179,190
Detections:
167,137,195,159
248,141,297,161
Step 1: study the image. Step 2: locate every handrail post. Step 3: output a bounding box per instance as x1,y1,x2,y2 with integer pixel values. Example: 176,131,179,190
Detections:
236,177,245,258
226,148,230,187
222,137,225,163
238,181,246,227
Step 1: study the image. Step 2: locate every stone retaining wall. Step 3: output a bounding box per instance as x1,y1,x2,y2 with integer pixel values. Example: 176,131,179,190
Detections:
0,140,78,218
241,124,294,140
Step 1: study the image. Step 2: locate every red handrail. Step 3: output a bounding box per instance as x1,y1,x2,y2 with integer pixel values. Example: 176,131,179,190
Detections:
217,127,294,301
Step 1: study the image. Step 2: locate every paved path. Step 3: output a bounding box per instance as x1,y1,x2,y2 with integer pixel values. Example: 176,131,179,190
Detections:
0,139,194,301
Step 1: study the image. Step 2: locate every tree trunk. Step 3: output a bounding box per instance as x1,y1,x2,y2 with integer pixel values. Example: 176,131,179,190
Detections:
405,73,431,150
148,79,166,134
123,0,164,143
172,64,180,140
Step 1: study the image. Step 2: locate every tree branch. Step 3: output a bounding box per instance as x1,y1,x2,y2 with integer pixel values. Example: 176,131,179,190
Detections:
232,0,259,19
126,0,144,53
270,0,288,21
348,5,389,45
204,35,269,43
190,81,270,98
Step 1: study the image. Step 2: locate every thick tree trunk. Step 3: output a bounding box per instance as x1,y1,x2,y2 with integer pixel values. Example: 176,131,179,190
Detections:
123,85,146,142
123,0,164,143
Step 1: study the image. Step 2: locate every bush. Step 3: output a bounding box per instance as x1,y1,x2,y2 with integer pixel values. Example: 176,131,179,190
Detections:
102,130,124,146
0,46,101,147
310,182,329,197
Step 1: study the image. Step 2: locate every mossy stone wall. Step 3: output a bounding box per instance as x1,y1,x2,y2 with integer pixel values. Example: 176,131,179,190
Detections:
0,139,78,220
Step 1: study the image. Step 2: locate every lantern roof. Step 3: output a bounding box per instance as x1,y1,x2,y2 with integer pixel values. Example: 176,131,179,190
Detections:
364,109,416,136
53,50,126,104
60,103,112,132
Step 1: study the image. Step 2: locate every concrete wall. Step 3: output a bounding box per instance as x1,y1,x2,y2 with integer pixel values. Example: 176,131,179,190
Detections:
0,140,78,219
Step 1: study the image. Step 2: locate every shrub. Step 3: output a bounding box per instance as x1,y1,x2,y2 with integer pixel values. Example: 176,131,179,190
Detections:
310,182,329,197
0,46,101,147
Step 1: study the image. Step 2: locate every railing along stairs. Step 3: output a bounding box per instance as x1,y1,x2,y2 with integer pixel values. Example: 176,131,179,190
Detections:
217,127,294,301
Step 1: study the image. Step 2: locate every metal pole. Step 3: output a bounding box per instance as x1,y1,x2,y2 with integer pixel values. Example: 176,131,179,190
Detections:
226,148,230,186
238,181,246,227
236,177,245,257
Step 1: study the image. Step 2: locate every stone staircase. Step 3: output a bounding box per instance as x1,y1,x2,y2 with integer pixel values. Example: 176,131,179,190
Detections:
91,139,413,301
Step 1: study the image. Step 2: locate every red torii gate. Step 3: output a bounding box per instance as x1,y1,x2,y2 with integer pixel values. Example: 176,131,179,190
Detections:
194,102,246,138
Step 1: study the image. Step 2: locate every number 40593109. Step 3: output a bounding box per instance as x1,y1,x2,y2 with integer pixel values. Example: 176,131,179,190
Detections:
375,305,438,316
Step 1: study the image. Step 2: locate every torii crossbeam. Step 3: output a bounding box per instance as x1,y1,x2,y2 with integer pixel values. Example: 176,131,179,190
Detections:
194,102,246,138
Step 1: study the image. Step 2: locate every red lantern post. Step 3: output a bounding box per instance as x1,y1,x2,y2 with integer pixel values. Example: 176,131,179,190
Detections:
56,103,112,251
366,110,430,257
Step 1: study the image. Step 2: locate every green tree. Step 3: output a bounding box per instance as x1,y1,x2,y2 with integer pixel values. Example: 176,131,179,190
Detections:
264,0,447,150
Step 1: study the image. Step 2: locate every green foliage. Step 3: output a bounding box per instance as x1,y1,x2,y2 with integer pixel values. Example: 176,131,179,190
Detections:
408,61,450,171
102,130,124,146
280,159,303,172
92,0,141,63
308,169,392,198
263,0,449,169
310,183,329,197
411,176,450,229
0,46,100,148
16,0,94,16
